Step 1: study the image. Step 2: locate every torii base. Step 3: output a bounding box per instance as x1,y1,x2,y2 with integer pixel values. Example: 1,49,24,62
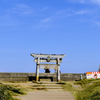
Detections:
36,76,39,81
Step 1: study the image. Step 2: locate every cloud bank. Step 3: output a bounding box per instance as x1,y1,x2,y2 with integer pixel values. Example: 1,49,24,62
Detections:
67,0,100,5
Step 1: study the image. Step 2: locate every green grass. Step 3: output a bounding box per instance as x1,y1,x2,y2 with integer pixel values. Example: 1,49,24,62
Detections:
0,83,26,100
61,79,100,100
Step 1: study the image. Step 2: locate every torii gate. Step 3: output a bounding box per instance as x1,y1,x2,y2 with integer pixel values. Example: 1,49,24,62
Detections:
30,53,66,82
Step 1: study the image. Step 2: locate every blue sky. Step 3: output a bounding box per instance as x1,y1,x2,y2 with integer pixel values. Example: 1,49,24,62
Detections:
0,0,100,73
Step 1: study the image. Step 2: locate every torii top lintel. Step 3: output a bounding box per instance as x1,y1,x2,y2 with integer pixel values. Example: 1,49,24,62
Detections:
30,53,66,58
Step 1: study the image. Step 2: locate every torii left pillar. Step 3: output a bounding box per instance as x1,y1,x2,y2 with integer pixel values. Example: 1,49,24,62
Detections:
57,58,60,82
36,57,40,81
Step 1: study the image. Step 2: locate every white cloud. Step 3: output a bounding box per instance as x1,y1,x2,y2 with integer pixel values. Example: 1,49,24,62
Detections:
56,10,64,14
67,0,86,3
95,21,100,25
92,0,100,4
75,0,85,3
11,4,34,16
66,0,100,5
41,7,48,11
41,18,50,23
39,9,88,25
16,4,29,9
56,9,88,19
75,11,87,14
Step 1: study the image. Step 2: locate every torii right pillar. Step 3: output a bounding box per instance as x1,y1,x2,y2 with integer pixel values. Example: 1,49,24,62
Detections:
57,58,60,82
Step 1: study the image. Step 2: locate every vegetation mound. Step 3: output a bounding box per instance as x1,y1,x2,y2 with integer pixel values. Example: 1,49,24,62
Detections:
75,79,100,100
61,79,100,100
0,83,25,100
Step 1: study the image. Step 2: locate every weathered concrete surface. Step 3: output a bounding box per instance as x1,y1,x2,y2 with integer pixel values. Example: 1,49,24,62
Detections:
17,90,75,100
0,73,86,81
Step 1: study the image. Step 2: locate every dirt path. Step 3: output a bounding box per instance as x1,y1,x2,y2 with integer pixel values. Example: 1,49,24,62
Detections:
17,89,75,100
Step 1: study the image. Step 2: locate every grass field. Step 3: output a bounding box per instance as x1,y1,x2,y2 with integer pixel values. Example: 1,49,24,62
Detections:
1,79,100,100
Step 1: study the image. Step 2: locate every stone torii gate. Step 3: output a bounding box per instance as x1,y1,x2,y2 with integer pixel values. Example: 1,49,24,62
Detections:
30,53,66,82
